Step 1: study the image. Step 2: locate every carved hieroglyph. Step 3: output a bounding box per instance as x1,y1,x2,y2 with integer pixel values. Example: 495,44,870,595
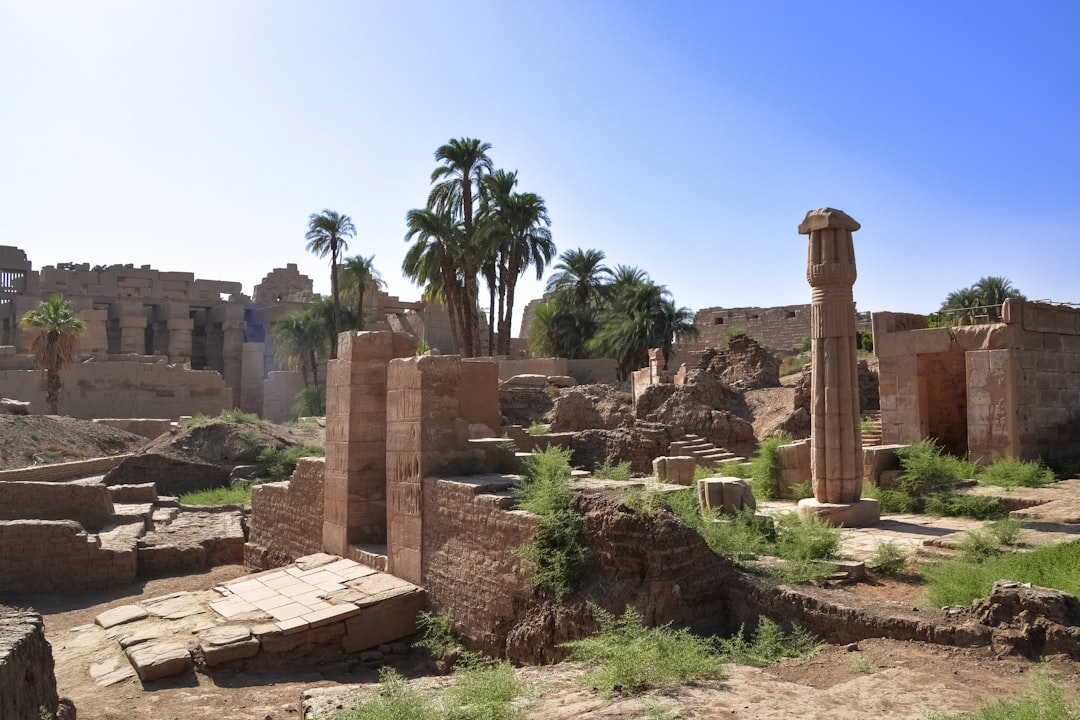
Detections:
800,208,863,504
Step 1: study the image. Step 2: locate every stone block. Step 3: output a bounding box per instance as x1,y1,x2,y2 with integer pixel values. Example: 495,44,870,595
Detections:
342,587,425,653
199,625,261,666
796,498,880,527
698,477,756,515
125,640,193,682
96,605,149,629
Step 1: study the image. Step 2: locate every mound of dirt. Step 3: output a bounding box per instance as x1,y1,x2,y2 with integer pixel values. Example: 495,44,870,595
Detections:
0,415,148,471
104,419,324,495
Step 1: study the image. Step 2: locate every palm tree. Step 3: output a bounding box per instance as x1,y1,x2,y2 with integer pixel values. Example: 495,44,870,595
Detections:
545,248,613,310
403,207,467,353
339,255,386,330
305,209,355,357
939,287,981,325
271,307,327,388
426,138,493,356
527,300,597,360
481,171,555,354
19,296,87,414
973,276,1025,321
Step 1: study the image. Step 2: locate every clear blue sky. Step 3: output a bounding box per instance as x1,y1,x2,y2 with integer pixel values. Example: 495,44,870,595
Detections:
2,1,1077,324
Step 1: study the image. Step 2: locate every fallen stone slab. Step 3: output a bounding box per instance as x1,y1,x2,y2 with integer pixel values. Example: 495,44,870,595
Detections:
125,640,194,682
0,397,30,414
199,625,260,666
96,605,148,629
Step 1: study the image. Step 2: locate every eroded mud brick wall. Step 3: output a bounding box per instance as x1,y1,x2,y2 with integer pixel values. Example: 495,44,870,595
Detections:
245,458,325,570
0,520,136,592
0,606,60,720
0,480,114,531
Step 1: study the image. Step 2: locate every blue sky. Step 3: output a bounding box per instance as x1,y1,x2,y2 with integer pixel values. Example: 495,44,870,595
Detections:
2,1,1077,326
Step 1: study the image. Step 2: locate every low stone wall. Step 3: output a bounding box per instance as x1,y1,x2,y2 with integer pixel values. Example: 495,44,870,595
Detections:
0,454,131,483
421,479,735,663
93,418,173,439
245,458,325,570
0,479,115,531
0,520,137,593
0,606,60,720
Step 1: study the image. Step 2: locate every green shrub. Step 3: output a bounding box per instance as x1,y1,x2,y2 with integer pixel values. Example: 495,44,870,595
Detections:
955,528,1002,563
329,663,526,720
977,457,1056,488
218,408,265,425
1049,455,1080,481
773,511,841,562
924,492,1007,520
180,482,253,507
715,617,819,668
986,517,1023,546
925,672,1080,720
593,458,633,482
790,482,813,500
294,385,326,416
896,439,975,497
181,413,212,428
413,611,457,657
562,606,725,696
623,480,670,518
923,539,1080,608
525,421,550,436
749,433,791,500
866,540,908,576
779,354,810,376
860,416,879,436
848,652,879,674
512,447,589,599
257,443,325,481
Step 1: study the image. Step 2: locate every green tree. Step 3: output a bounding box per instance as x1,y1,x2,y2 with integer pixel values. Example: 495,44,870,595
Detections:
481,170,555,354
270,307,327,389
305,209,355,357
545,248,613,310
339,254,385,330
426,137,493,356
19,295,87,414
939,276,1025,325
403,207,467,353
527,300,598,359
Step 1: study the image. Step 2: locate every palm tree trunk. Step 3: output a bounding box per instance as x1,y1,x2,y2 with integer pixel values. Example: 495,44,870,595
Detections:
310,349,320,388
46,369,60,415
487,278,496,356
329,247,341,358
500,257,517,355
357,288,365,331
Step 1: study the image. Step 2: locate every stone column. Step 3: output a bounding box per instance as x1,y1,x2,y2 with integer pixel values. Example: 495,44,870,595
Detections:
797,208,878,526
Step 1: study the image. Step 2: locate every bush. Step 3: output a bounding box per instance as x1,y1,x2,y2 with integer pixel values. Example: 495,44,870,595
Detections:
977,457,1056,488
923,539,1080,607
923,492,1008,520
593,457,633,482
986,517,1023,546
257,443,325,481
749,433,791,500
294,385,326,416
525,421,550,436
512,447,589,599
866,540,908,576
562,606,725,696
714,617,819,668
180,482,253,507
955,528,1001,563
925,672,1080,720
1049,455,1080,481
413,611,457,657
896,439,974,497
773,511,841,562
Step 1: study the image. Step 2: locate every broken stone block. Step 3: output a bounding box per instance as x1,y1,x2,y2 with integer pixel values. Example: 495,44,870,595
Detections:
653,456,695,485
199,625,260,666
96,605,149,629
547,375,577,388
698,478,756,515
125,640,193,682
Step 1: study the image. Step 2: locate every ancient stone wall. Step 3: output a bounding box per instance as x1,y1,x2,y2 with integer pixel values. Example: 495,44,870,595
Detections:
0,455,130,483
245,458,326,570
0,606,59,720
0,520,137,592
0,358,233,420
691,304,872,353
93,418,172,439
262,370,306,423
0,480,115,531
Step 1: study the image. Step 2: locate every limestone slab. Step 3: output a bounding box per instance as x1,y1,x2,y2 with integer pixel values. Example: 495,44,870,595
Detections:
125,640,194,682
96,605,148,629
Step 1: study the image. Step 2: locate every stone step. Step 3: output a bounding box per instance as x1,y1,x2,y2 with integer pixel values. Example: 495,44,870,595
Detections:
112,503,155,530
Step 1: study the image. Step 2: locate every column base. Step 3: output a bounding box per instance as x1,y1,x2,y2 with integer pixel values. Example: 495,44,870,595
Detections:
797,498,880,527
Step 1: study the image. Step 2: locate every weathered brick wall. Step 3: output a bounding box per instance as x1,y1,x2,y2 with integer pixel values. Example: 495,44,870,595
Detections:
420,479,735,663
0,455,131,483
1011,301,1080,461
0,480,114,531
0,606,59,720
93,418,173,439
0,360,233,419
245,458,325,570
0,520,137,593
692,304,873,353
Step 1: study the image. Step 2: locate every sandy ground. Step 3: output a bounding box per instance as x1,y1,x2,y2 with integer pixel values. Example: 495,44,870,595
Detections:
11,566,1078,720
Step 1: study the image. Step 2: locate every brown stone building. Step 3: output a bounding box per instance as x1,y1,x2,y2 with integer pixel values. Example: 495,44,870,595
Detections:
875,298,1080,463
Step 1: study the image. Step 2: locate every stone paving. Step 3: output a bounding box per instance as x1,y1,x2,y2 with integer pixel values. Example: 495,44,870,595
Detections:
89,553,425,683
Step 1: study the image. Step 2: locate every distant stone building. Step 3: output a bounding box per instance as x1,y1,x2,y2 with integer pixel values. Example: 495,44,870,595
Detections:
691,304,873,353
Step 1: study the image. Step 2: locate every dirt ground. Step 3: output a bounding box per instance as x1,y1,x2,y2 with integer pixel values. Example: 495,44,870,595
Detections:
14,566,1078,720
0,415,147,470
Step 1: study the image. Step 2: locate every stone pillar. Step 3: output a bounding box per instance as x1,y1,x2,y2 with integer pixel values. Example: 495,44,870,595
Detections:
797,208,879,526
239,342,265,415
323,331,416,557
107,301,147,354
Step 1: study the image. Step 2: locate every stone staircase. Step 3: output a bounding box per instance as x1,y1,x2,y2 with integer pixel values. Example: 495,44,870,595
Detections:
668,434,746,468
861,411,883,446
